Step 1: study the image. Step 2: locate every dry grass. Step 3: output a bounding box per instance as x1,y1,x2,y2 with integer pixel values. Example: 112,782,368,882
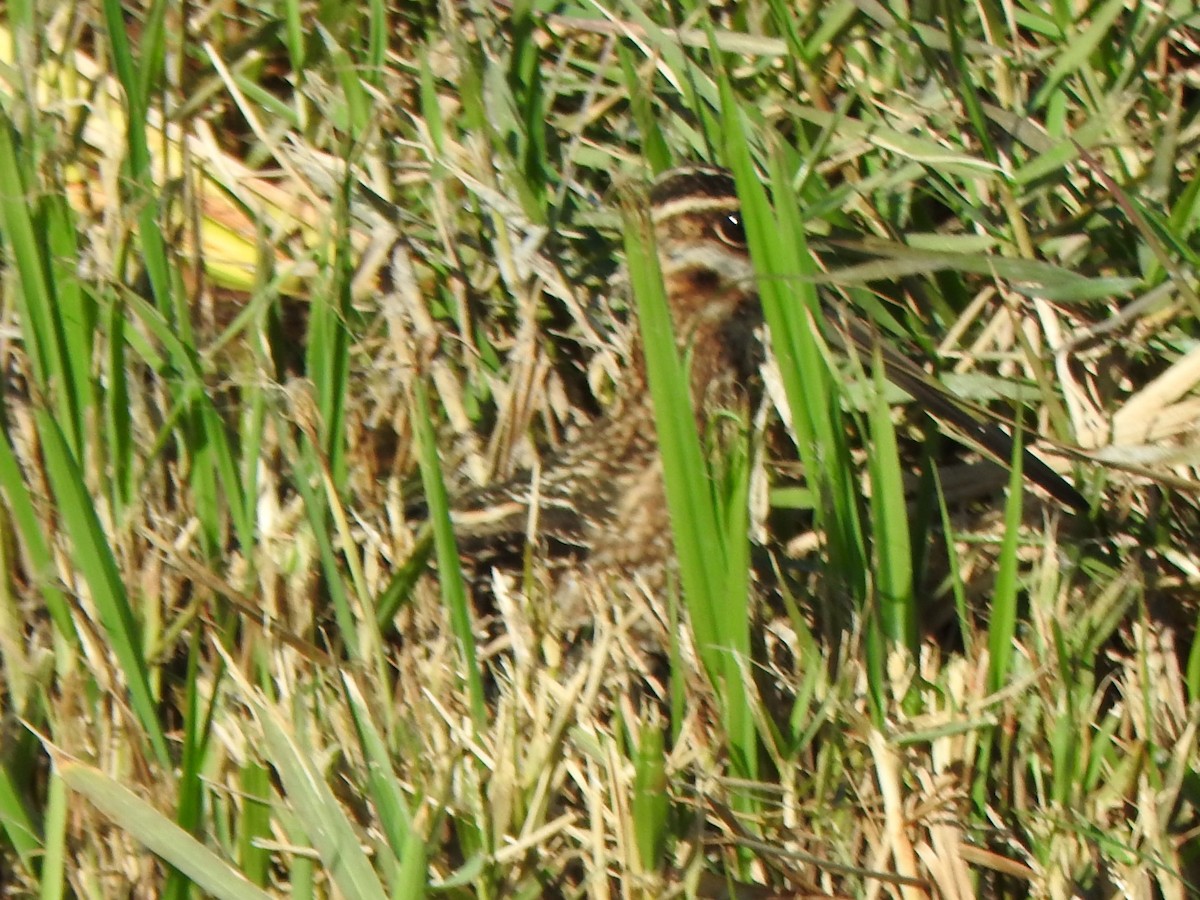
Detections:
0,2,1198,897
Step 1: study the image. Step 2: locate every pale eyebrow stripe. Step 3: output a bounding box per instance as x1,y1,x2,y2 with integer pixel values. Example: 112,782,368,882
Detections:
658,244,754,283
651,195,738,224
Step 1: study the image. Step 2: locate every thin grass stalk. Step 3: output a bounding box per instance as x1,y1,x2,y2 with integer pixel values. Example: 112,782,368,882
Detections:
0,762,38,877
122,291,254,555
0,114,85,454
40,770,67,899
161,639,205,900
508,0,550,216
622,194,758,783
307,178,354,491
0,432,75,641
281,0,307,72
324,33,371,138
342,673,422,894
712,422,755,777
973,421,1029,809
410,379,487,730
99,0,177,327
36,409,171,766
104,288,134,515
987,425,1026,695
287,435,359,658
617,46,671,173
866,344,916,652
237,762,272,888
364,0,387,86
934,471,974,656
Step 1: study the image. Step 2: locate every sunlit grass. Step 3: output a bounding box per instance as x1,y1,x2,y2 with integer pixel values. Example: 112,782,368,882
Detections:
0,2,1197,897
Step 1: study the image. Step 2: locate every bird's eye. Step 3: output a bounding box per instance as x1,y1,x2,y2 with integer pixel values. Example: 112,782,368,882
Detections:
715,212,747,248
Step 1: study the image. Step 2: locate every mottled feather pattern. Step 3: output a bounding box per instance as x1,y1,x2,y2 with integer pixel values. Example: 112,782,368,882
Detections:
447,167,758,583
440,164,1085,591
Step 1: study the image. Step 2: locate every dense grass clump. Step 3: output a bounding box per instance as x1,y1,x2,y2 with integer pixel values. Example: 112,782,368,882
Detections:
0,2,1197,896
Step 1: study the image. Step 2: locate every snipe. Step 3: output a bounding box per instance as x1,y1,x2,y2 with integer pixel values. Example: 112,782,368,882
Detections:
449,166,761,591
443,166,1084,594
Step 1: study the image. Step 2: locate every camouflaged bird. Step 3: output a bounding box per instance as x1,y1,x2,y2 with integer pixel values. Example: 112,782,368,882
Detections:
443,165,1085,594
449,166,762,586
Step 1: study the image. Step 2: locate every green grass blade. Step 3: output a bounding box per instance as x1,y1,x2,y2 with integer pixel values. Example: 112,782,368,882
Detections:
36,410,170,765
375,529,434,629
410,379,487,729
617,44,671,174
39,767,67,900
1030,0,1128,110
508,0,550,214
1189,615,1200,702
342,673,413,849
622,187,758,781
104,291,134,514
866,345,915,651
342,673,424,896
0,114,83,453
325,34,371,137
171,629,218,898
237,762,272,888
632,724,668,873
42,191,96,452
99,0,176,322
123,291,254,556
392,828,428,900
717,80,868,605
55,757,272,900
285,436,358,656
306,204,354,491
620,200,723,647
282,0,306,71
0,759,39,876
364,0,387,87
941,3,997,165
0,430,76,640
987,425,1026,694
252,704,388,900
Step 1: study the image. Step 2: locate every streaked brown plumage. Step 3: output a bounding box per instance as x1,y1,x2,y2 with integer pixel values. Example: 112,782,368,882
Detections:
450,166,759,581
446,165,1085,589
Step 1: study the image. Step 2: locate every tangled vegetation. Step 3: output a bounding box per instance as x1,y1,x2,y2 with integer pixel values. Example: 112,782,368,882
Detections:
0,1,1198,896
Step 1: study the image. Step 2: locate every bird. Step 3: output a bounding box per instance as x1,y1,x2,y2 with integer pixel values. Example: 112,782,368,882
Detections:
448,165,763,589
442,164,1085,595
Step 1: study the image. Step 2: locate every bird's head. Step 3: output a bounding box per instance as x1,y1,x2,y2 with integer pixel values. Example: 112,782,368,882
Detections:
649,166,757,328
